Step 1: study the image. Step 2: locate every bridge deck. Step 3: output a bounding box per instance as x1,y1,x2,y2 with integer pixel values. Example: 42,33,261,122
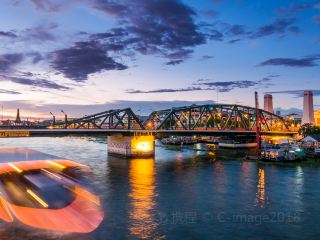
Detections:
0,129,297,137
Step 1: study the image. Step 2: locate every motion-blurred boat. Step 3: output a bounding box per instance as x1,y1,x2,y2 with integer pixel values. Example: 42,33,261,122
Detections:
0,147,103,233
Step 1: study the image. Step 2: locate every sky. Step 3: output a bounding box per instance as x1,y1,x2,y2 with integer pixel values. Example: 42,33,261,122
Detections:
0,0,319,119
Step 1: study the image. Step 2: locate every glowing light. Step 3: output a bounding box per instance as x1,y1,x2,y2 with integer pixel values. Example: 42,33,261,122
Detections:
135,141,152,152
8,163,22,173
26,189,49,208
0,196,13,222
47,160,65,169
147,122,153,128
41,169,62,179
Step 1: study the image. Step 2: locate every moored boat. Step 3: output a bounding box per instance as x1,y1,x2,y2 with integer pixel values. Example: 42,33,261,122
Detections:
260,147,306,162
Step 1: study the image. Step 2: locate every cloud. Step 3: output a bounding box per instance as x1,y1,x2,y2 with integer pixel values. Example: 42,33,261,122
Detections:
29,0,62,12
49,41,128,81
228,39,241,44
0,75,70,90
127,87,203,94
207,29,224,41
89,27,127,40
204,18,298,44
0,31,17,39
23,23,58,42
195,80,259,92
0,89,21,94
90,0,206,63
0,99,216,117
201,55,214,60
127,75,276,94
26,52,43,64
277,4,313,15
0,53,24,73
203,9,219,18
226,24,249,36
265,90,320,97
165,60,184,65
250,18,298,38
260,74,280,81
259,55,320,67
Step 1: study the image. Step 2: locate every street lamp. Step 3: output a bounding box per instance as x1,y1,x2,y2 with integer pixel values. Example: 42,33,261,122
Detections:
49,112,55,127
61,110,68,128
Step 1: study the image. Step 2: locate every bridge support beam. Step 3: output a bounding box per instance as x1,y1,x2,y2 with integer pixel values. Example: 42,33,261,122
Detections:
107,134,155,158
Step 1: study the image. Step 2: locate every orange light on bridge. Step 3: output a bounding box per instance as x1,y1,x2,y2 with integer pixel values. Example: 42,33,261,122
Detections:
147,122,153,128
136,141,152,152
131,136,154,154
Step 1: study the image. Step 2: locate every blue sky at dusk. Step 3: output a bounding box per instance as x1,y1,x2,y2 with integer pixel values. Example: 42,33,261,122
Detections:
0,0,319,118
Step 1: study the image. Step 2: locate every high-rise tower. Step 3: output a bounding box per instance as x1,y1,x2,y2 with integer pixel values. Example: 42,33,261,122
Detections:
15,108,21,123
264,94,273,113
302,90,315,125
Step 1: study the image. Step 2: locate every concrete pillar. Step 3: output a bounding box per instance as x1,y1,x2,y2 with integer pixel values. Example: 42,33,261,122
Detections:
107,134,155,158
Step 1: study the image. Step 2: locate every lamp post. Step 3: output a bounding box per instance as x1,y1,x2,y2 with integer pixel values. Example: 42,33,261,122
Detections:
61,110,68,128
49,112,55,127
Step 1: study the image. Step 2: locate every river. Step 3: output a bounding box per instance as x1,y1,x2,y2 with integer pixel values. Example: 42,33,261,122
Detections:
0,136,319,240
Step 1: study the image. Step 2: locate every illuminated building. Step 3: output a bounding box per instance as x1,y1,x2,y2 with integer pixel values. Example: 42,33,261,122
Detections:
314,109,320,126
302,90,315,125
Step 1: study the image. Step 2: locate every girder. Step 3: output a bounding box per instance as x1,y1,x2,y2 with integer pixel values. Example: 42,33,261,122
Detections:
52,104,289,132
144,104,288,131
55,108,144,130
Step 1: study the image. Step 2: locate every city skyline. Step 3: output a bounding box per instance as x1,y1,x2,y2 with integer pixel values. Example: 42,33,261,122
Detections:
0,0,319,118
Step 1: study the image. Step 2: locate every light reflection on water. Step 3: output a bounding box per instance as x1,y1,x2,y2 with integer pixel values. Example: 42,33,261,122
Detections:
129,159,159,239
255,168,267,208
0,136,319,239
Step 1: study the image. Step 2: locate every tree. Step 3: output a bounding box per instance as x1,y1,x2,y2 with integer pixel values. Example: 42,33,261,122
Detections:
299,123,320,137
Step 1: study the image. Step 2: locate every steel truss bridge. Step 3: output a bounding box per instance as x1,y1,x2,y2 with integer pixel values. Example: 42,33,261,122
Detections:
48,104,293,135
57,108,144,130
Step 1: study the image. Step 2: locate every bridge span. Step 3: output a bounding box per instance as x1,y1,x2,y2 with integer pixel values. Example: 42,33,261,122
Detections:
1,104,298,157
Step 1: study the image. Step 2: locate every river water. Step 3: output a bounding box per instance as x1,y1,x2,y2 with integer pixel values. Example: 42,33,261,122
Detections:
0,136,319,240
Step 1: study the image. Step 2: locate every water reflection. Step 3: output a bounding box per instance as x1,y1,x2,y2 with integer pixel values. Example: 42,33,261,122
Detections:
128,158,159,239
295,166,304,190
255,168,268,208
240,161,252,192
175,152,184,171
214,160,226,194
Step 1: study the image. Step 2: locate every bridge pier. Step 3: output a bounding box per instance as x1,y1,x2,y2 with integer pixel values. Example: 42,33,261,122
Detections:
107,134,155,158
